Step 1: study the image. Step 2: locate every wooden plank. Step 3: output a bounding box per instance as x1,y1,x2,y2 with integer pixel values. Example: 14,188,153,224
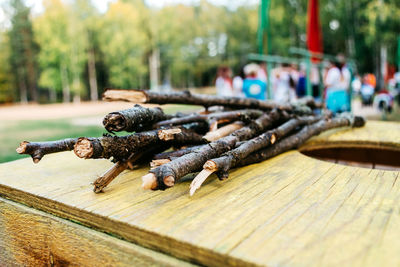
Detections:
0,120,399,266
0,197,194,266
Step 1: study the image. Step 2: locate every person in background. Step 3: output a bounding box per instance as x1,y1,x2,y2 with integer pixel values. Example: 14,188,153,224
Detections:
273,63,296,103
215,66,233,97
232,67,245,97
296,68,307,98
324,56,351,113
242,63,267,100
257,62,268,82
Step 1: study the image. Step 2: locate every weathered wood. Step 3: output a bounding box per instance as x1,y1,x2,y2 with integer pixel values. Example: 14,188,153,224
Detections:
103,104,171,132
1,120,400,267
74,127,205,161
146,110,285,190
103,88,317,112
0,197,194,266
154,109,263,128
16,138,77,163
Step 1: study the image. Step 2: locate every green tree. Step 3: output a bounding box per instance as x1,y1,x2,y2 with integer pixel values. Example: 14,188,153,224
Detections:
34,0,88,102
98,0,149,89
0,32,15,103
8,0,38,103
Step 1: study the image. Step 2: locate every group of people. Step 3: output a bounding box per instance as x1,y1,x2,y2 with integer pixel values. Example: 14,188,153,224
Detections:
215,58,353,114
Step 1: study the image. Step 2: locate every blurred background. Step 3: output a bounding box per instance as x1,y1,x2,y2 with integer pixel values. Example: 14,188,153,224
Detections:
0,0,399,163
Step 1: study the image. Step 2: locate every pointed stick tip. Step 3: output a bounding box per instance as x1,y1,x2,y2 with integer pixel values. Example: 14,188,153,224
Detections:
189,164,217,196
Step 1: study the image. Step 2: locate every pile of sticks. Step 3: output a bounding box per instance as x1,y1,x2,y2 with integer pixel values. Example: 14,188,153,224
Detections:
16,89,366,195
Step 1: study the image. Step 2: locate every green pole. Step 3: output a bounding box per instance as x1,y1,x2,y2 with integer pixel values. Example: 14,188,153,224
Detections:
397,36,400,71
257,0,271,55
267,62,273,99
318,63,324,99
306,56,312,96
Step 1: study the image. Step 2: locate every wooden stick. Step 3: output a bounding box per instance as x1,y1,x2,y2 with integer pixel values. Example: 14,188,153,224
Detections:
204,121,244,142
103,89,298,111
93,161,128,193
144,109,285,190
189,161,218,196
16,138,77,163
154,109,263,128
103,104,171,132
190,114,365,195
74,127,205,161
189,116,322,194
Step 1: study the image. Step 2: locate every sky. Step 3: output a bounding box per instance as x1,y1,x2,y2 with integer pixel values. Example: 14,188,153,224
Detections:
0,0,259,28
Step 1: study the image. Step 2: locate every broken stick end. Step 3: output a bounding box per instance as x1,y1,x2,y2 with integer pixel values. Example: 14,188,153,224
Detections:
16,141,29,154
142,173,158,190
74,138,94,159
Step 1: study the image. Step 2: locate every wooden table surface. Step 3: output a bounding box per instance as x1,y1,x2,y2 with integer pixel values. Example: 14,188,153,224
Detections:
1,120,399,266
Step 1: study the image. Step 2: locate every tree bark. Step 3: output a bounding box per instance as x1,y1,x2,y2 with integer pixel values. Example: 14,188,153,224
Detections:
16,138,77,163
144,109,286,190
103,105,172,133
88,48,98,101
154,109,263,128
74,126,206,161
103,89,317,112
60,62,70,103
238,114,366,167
208,115,323,180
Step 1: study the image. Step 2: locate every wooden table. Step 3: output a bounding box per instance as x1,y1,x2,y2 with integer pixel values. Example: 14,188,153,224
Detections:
1,121,399,266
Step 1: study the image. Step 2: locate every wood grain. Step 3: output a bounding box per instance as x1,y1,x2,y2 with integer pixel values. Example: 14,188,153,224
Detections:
0,197,194,266
0,120,399,266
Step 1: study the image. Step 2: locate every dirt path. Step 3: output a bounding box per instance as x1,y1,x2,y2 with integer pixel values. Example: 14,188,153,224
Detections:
0,101,142,121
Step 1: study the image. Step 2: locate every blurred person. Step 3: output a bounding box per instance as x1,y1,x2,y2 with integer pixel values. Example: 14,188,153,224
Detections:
351,74,362,95
215,66,233,97
273,63,296,103
257,62,268,82
232,67,245,97
242,63,267,100
310,65,321,98
324,57,351,113
296,68,307,98
360,74,375,106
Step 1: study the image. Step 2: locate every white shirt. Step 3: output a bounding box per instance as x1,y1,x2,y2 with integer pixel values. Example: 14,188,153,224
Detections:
216,77,233,97
325,67,350,91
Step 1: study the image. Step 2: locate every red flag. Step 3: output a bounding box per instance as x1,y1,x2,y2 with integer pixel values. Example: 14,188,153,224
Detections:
307,0,322,55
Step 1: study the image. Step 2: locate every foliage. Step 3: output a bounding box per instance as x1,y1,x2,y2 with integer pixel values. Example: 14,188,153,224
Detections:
0,0,399,103
7,0,38,102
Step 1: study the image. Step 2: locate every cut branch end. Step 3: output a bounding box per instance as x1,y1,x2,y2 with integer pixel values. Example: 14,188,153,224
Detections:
16,141,28,154
74,138,93,158
158,128,182,141
150,159,171,169
142,173,158,190
163,175,175,187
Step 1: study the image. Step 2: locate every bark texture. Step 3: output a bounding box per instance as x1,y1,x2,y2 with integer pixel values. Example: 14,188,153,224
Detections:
74,127,205,161
103,104,171,132
148,109,286,190
103,89,317,112
16,138,77,163
238,114,366,167
209,115,323,179
155,109,263,128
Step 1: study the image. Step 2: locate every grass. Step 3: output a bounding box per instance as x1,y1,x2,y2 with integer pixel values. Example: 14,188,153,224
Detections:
0,104,200,163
